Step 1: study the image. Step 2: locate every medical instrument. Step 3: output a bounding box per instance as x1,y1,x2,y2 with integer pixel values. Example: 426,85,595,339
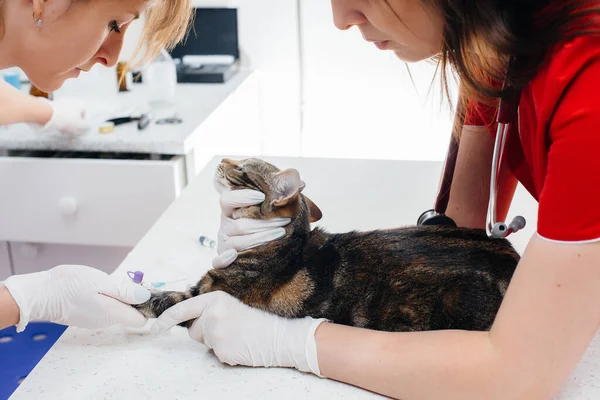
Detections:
127,269,188,290
127,270,144,284
2,68,21,89
116,61,134,92
199,235,216,249
98,121,114,134
156,117,183,125
106,113,150,130
150,278,187,289
29,84,52,100
145,49,177,107
485,57,526,238
418,57,526,239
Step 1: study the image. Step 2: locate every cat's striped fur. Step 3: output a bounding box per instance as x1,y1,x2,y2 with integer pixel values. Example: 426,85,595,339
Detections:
134,158,519,332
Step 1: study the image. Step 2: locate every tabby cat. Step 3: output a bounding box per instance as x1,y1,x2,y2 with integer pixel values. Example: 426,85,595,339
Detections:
135,158,520,332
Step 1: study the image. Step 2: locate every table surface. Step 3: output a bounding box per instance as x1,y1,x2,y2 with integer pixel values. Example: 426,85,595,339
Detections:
9,156,600,399
0,71,253,155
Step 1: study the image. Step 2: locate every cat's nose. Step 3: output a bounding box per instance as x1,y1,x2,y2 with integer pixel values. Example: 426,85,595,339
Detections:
221,158,240,166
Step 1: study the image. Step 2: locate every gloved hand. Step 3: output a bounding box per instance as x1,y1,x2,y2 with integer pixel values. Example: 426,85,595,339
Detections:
3,264,151,332
212,186,291,269
151,291,327,376
41,97,90,135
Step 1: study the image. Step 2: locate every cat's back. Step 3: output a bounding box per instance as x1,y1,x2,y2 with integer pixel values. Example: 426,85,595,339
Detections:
313,225,519,280
304,225,520,331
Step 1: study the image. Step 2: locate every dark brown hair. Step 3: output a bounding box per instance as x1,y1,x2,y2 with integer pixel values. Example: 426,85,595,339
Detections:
410,0,600,133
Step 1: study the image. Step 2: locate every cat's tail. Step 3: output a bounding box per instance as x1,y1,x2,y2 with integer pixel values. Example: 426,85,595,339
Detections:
133,286,199,328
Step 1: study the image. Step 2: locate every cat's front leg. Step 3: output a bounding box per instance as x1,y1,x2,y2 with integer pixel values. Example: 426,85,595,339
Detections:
131,271,214,328
195,267,302,319
133,289,195,327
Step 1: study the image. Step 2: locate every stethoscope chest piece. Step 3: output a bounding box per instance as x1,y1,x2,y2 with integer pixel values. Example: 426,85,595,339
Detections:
417,209,457,227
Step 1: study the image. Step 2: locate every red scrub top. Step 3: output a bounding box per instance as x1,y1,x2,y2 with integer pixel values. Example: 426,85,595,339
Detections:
464,34,600,242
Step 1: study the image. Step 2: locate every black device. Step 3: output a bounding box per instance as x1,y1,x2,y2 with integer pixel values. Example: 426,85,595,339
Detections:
106,114,150,130
169,8,240,84
417,209,457,227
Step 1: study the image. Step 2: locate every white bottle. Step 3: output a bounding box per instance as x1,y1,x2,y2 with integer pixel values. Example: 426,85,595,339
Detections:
145,49,177,108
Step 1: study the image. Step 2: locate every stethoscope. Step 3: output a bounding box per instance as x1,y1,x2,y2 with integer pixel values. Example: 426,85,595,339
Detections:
418,58,526,239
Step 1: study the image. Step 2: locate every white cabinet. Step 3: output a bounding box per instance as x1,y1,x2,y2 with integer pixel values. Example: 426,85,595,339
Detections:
9,242,130,276
0,152,185,275
0,241,11,281
0,154,185,247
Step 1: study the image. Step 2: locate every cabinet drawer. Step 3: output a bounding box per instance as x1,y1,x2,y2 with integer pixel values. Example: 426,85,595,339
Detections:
0,241,11,281
0,154,185,247
9,242,130,276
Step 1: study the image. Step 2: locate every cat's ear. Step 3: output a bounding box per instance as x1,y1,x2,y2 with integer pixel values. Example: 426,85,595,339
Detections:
304,196,322,222
272,168,302,207
271,169,322,221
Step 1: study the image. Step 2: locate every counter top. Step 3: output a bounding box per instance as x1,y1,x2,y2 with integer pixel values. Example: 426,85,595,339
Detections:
9,156,600,399
0,70,255,155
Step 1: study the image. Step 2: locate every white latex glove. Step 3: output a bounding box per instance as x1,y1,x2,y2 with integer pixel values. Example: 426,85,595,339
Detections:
212,187,291,269
151,291,327,376
41,97,90,135
3,264,151,332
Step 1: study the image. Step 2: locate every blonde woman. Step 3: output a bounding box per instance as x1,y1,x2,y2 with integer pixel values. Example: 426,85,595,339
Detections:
0,0,191,333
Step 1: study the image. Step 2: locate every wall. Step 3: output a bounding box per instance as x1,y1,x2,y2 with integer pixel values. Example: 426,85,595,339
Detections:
299,0,457,162
233,0,302,156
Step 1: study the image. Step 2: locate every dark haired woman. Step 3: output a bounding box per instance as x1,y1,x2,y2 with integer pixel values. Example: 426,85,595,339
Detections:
153,1,600,398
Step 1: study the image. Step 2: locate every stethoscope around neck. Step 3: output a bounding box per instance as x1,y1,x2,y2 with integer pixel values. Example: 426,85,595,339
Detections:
418,57,527,239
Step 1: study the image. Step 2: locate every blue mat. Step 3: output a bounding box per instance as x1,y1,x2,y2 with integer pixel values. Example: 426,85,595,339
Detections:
0,322,67,400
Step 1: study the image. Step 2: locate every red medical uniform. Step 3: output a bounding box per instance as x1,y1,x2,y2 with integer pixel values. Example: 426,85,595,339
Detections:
464,35,600,242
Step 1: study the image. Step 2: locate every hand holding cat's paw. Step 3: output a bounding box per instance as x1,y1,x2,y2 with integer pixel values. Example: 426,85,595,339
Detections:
151,291,327,376
3,264,151,332
213,188,291,269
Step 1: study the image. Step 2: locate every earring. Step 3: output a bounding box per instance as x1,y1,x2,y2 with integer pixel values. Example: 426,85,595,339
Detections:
32,12,42,27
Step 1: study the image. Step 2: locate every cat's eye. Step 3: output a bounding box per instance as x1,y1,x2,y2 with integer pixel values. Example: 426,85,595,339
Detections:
235,166,245,173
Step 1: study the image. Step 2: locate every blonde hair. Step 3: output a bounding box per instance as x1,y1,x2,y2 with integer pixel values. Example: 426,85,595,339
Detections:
0,0,192,66
132,0,193,66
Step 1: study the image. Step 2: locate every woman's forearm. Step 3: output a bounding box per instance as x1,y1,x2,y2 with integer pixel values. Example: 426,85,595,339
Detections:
0,284,20,330
0,80,52,126
315,322,505,400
